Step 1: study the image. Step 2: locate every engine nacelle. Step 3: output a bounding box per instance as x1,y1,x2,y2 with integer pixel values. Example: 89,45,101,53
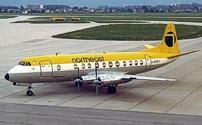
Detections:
13,82,32,87
93,80,103,86
101,79,132,87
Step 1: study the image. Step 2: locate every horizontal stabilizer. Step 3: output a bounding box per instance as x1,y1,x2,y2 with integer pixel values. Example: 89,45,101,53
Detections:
167,50,200,59
144,44,155,49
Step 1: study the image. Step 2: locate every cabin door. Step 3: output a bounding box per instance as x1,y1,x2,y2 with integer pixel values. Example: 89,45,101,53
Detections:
39,60,53,77
144,55,151,70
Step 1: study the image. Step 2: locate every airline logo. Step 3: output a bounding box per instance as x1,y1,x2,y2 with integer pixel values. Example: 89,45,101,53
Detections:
72,56,105,63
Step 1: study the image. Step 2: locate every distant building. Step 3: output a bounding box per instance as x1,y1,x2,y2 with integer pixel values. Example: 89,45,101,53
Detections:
98,5,108,9
43,5,70,10
27,5,43,10
22,10,28,14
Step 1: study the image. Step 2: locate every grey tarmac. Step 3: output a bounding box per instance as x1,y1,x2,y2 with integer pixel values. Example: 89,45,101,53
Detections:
0,16,202,124
0,102,202,125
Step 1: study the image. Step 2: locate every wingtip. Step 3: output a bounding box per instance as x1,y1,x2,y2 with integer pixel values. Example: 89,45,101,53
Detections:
167,79,176,82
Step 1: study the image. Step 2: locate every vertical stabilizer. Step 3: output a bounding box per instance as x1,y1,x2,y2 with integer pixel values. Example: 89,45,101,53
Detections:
141,23,180,54
157,23,180,53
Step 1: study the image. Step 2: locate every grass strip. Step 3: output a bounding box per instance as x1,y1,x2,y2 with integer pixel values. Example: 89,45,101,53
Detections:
0,15,17,19
52,24,202,40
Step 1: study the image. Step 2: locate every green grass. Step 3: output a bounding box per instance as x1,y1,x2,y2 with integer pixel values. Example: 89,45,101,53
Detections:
13,17,88,23
91,20,144,23
52,24,202,40
12,16,136,23
9,12,202,17
0,15,17,19
135,17,202,22
11,13,202,24
13,20,88,24
75,13,202,23
7,13,202,40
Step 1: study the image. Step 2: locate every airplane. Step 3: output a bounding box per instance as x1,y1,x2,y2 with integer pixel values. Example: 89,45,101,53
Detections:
4,23,199,96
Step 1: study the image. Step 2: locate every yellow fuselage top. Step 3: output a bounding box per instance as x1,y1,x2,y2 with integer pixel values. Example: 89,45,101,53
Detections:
21,51,175,66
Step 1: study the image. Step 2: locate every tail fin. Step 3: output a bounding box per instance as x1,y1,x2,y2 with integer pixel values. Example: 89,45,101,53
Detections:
141,23,180,54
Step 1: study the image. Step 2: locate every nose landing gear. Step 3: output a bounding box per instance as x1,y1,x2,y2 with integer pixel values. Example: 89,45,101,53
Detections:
26,86,35,96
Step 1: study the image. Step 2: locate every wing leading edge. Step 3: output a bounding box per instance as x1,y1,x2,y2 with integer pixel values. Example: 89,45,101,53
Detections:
123,75,176,81
81,73,176,86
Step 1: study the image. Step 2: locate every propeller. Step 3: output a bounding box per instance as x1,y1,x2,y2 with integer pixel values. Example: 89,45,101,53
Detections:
75,67,82,93
94,63,101,94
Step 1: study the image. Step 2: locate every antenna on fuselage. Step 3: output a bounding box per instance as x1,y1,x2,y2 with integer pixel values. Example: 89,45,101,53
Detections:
56,52,60,56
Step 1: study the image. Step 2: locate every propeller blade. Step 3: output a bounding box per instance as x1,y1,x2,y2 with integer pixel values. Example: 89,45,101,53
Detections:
77,82,80,93
77,67,80,77
95,67,97,79
77,68,80,93
96,83,99,94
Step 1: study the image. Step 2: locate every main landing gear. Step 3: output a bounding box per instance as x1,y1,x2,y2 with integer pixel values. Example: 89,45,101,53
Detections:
75,77,84,93
107,86,117,94
26,86,35,96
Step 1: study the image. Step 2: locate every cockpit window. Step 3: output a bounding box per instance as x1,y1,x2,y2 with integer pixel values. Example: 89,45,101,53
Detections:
18,61,31,66
18,61,25,66
27,62,31,66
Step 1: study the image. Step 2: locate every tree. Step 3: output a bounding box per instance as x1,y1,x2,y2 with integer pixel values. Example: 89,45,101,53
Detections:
142,5,149,12
72,6,79,10
20,5,24,11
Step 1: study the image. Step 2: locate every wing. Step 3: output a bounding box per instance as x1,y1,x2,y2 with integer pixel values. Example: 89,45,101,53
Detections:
123,75,176,81
81,72,176,87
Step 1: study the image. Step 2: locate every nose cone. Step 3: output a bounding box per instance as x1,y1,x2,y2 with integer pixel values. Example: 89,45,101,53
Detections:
4,73,9,81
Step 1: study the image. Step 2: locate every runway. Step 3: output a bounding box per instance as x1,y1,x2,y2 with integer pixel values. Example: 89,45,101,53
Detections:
0,16,202,124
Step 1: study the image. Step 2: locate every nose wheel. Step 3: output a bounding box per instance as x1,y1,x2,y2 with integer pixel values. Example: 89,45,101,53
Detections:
26,86,35,96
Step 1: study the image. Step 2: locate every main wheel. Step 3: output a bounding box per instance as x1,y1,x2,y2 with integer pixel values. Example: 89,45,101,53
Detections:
26,90,34,96
107,86,117,94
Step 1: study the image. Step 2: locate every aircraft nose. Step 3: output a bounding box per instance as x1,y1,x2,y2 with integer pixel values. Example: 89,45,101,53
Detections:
4,73,9,81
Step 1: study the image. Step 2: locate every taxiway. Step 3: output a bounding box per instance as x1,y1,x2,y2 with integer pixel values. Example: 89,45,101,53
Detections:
0,16,202,124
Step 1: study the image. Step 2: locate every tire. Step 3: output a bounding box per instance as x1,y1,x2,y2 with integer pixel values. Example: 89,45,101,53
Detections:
26,90,34,96
107,86,117,94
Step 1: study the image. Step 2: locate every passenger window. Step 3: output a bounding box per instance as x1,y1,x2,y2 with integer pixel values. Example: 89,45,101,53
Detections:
115,61,120,67
140,60,143,65
81,63,85,69
73,64,78,69
102,62,106,68
135,60,138,65
123,61,126,66
129,61,132,66
88,63,91,68
95,62,99,68
108,61,113,67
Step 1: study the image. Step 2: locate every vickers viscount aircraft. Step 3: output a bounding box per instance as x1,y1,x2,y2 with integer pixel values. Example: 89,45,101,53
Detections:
4,23,199,96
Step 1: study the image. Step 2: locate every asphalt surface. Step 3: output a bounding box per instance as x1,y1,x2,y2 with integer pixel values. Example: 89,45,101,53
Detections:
0,16,202,124
0,102,202,125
